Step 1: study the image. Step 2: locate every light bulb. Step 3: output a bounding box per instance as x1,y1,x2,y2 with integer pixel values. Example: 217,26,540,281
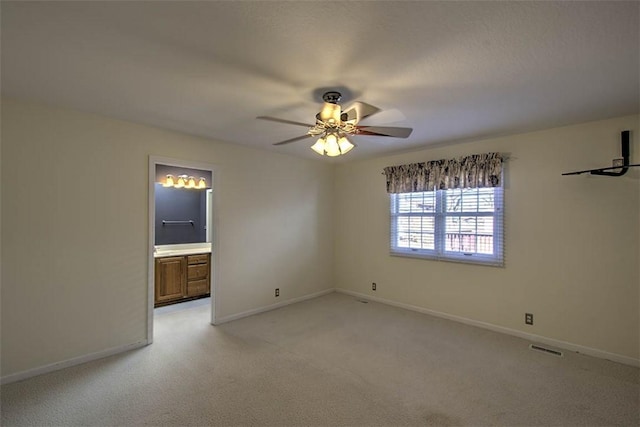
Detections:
175,175,186,188
311,137,326,155
186,176,196,189
325,133,341,157
319,103,341,125
198,177,207,189
163,174,175,187
338,136,354,154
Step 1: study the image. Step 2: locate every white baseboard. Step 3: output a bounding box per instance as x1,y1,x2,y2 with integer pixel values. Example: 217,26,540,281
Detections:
5,288,635,385
1,340,149,385
213,288,335,325
336,289,639,368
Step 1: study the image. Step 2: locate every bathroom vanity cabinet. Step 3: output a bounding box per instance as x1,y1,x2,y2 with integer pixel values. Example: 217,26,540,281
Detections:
155,253,210,307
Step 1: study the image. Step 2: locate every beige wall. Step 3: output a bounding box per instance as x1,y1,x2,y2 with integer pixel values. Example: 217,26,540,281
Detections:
1,98,335,377
2,97,638,378
334,115,640,361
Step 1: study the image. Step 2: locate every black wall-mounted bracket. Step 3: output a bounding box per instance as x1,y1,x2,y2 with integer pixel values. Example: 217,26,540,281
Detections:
562,130,640,177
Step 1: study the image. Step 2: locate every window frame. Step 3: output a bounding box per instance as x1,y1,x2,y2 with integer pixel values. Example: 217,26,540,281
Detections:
390,187,504,267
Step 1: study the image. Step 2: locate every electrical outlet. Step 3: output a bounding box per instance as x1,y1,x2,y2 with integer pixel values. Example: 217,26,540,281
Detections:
525,313,533,325
372,282,377,291
275,288,279,297
613,158,624,167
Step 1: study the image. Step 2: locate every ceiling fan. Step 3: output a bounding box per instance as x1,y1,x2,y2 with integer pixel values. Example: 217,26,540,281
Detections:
257,91,413,156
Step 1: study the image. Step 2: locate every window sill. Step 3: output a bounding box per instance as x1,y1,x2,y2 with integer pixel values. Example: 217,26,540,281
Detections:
390,250,504,268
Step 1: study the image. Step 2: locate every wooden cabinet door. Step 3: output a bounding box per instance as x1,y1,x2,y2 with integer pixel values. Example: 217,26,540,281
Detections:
155,256,186,304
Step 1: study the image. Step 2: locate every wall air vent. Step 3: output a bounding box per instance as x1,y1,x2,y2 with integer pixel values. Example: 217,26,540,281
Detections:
529,344,563,357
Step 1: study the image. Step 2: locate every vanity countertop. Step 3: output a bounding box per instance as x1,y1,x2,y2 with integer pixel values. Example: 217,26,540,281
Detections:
154,243,211,258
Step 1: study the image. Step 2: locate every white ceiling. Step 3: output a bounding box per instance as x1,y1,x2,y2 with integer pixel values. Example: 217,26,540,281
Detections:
2,1,638,162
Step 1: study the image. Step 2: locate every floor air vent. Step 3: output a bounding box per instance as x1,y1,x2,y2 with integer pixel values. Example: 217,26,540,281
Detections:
529,344,563,357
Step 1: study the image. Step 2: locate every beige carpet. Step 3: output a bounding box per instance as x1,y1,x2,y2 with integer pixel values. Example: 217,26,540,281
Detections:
1,292,638,426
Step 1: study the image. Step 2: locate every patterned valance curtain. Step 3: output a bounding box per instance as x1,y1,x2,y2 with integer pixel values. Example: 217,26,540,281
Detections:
383,153,503,193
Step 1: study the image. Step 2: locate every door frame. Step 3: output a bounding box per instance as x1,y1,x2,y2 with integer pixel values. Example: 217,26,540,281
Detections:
147,155,220,343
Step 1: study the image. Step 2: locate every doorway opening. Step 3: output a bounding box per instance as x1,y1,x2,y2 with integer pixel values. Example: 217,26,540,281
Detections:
148,156,218,343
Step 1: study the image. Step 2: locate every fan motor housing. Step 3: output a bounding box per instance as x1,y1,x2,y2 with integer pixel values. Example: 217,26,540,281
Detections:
322,91,342,104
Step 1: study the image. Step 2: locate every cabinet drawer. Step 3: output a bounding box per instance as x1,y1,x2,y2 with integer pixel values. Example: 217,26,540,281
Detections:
188,264,208,280
187,279,209,296
188,254,209,265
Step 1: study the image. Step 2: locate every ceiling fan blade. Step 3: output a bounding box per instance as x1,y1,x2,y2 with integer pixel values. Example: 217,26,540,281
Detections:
273,134,312,146
257,116,314,128
342,102,382,124
356,126,413,138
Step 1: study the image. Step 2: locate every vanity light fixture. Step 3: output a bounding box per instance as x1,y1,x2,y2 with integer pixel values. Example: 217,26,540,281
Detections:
161,174,207,189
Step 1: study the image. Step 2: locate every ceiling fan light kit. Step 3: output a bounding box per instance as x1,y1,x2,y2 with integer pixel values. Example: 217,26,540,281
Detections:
257,90,412,157
311,132,355,157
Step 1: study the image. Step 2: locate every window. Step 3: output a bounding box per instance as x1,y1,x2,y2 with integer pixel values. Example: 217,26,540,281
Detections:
390,187,504,266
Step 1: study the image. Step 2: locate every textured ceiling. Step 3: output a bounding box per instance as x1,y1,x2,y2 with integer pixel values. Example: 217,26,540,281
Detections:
1,1,638,162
